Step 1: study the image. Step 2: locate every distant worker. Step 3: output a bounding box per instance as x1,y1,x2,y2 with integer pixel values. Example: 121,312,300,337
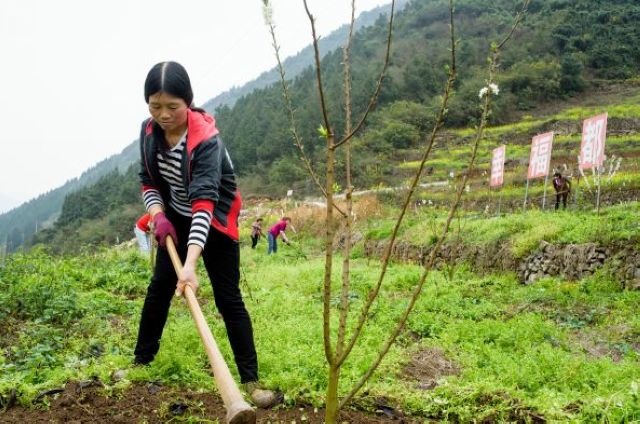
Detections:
134,213,152,253
250,218,264,249
267,217,291,254
552,172,571,210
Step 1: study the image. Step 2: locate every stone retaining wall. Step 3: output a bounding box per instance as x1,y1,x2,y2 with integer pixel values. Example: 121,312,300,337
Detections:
363,238,640,289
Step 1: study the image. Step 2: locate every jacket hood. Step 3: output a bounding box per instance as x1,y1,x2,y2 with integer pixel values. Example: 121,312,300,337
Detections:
186,109,219,153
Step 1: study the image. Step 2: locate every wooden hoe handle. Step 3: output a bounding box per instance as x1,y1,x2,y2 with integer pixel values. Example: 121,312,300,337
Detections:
166,237,255,424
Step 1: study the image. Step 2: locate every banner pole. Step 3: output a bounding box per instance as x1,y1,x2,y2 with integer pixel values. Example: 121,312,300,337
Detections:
490,186,496,215
596,166,602,214
575,174,580,209
497,188,503,216
542,174,549,210
523,179,530,213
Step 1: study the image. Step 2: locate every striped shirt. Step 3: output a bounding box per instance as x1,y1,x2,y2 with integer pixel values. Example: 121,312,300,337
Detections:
142,133,212,249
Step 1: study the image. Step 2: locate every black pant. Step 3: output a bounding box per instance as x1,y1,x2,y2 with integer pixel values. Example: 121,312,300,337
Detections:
251,235,259,249
555,192,568,210
134,208,258,383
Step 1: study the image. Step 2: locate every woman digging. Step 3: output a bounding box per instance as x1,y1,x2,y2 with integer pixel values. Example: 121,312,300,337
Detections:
131,61,275,408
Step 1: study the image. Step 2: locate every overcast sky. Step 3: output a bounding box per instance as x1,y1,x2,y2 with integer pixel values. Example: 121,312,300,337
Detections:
0,0,389,213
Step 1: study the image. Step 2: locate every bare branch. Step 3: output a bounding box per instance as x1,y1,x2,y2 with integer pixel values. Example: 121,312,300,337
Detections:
296,0,339,365
340,0,527,406
264,1,347,218
341,87,490,410
336,0,357,359
496,0,530,50
321,133,338,366
337,0,457,368
333,0,396,150
303,0,333,137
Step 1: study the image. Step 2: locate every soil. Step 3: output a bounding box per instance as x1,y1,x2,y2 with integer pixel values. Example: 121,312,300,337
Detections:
402,348,460,391
0,381,424,423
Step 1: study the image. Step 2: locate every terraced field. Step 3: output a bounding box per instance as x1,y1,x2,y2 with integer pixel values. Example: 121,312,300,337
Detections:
392,85,640,213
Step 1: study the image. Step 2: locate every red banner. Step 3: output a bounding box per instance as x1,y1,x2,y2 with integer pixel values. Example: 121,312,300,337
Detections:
527,132,554,180
579,113,607,170
490,145,506,187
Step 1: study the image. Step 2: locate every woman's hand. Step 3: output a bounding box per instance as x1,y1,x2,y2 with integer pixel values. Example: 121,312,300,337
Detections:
175,263,199,297
152,211,178,248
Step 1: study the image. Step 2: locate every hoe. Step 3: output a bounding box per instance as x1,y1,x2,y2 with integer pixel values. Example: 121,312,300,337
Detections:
166,236,255,424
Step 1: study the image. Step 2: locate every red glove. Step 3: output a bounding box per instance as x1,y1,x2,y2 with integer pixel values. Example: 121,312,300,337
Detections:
152,212,177,248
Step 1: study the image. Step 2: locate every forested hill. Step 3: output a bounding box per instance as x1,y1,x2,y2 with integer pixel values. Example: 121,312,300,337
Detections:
201,0,410,112
14,0,640,252
0,141,138,251
216,0,639,195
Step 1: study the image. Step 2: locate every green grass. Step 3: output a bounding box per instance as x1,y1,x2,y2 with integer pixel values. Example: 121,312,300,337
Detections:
452,100,640,140
454,119,546,138
384,202,640,258
401,267,640,421
1,214,639,422
556,104,640,120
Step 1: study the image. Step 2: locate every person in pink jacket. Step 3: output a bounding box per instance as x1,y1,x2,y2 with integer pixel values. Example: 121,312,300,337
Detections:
267,217,291,254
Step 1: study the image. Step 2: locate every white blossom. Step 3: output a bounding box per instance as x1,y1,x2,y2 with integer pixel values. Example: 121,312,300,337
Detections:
478,83,500,98
262,2,273,26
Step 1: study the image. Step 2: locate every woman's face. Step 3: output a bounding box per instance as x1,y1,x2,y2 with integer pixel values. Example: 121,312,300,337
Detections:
148,92,188,132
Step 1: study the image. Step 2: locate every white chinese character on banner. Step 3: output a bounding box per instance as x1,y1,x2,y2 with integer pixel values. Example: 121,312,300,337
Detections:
535,138,551,174
528,132,554,179
580,114,607,170
490,145,505,187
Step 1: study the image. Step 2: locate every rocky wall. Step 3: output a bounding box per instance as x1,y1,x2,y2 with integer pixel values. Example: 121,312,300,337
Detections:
363,238,640,289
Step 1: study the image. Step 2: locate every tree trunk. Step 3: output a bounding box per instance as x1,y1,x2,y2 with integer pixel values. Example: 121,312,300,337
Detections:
324,364,341,424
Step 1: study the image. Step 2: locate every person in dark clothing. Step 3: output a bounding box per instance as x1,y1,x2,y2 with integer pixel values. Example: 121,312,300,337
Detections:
552,172,571,210
250,218,263,249
133,61,275,408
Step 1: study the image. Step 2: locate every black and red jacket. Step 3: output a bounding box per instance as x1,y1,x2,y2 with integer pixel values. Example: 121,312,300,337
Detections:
139,109,242,241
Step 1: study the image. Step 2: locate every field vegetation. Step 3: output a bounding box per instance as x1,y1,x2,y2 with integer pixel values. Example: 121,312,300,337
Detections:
2,198,639,421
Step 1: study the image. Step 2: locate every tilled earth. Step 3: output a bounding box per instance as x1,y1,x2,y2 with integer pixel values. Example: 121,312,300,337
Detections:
0,381,422,423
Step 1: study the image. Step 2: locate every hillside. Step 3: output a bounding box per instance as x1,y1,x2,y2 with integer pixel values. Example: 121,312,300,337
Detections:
8,0,640,253
392,83,640,212
215,0,640,190
30,80,640,253
0,141,139,252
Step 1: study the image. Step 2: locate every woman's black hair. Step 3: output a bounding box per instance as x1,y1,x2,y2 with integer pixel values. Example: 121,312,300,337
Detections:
144,61,194,106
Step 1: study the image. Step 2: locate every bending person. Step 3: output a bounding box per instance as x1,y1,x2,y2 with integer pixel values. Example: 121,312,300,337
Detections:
134,61,275,408
552,172,571,210
267,217,291,254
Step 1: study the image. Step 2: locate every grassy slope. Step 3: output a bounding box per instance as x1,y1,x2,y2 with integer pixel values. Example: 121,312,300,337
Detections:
366,202,639,259
1,202,639,422
395,85,640,212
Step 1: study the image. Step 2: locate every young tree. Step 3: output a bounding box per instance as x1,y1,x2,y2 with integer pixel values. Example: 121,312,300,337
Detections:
262,1,529,422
